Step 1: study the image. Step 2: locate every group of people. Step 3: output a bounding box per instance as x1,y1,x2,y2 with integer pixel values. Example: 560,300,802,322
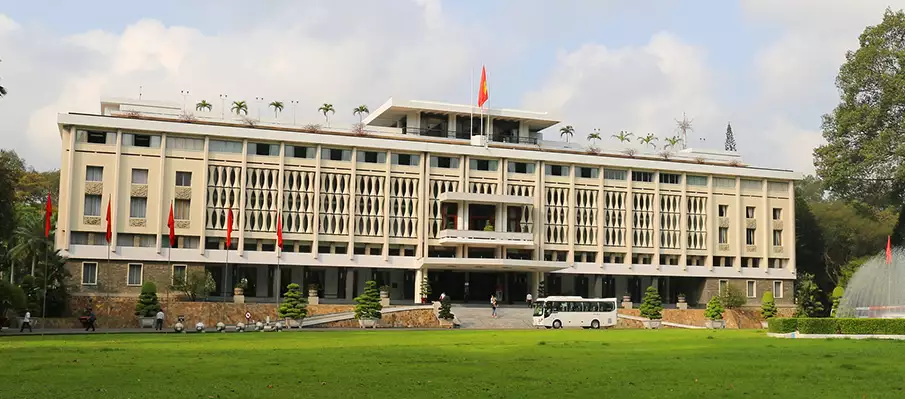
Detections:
13,307,168,333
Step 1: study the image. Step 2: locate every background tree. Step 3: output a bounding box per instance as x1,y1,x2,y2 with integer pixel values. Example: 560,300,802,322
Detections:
720,285,747,328
794,273,825,317
724,122,737,151
353,105,369,124
318,103,335,126
269,101,284,119
170,270,216,301
559,125,574,143
278,283,308,320
0,280,25,319
18,275,39,315
230,100,248,116
195,100,212,112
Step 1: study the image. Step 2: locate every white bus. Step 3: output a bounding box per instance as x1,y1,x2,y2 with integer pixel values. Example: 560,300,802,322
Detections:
532,296,618,329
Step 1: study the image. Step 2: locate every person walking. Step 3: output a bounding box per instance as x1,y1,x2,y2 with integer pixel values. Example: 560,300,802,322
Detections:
85,309,97,332
155,309,165,331
526,292,533,307
19,311,33,333
490,295,498,318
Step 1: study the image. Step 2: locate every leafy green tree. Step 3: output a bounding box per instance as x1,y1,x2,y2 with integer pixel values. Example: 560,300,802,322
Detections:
0,280,26,317
39,249,70,317
0,150,22,244
278,283,308,320
438,295,454,320
134,282,161,317
830,286,845,317
638,285,663,320
720,284,747,328
354,280,382,320
794,273,826,317
170,270,216,301
724,122,736,151
761,291,777,319
704,295,724,320
18,275,39,315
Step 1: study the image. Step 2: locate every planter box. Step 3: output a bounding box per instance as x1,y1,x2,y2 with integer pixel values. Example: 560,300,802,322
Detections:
233,294,245,304
379,291,389,299
761,321,769,329
622,299,632,310
439,318,455,328
380,298,390,307
677,303,688,310
138,317,155,328
706,320,726,329
642,320,662,329
308,291,319,305
359,318,378,329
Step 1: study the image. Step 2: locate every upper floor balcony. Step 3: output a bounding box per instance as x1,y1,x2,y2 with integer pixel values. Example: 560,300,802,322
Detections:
400,127,539,145
437,229,535,247
438,191,533,206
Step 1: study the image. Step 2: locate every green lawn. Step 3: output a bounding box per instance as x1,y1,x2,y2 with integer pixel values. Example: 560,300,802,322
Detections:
2,329,904,398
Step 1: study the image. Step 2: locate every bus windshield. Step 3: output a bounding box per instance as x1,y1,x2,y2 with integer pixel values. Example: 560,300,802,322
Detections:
533,302,545,317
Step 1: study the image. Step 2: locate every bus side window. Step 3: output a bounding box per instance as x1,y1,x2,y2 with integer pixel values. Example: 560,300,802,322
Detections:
590,302,599,312
601,301,615,312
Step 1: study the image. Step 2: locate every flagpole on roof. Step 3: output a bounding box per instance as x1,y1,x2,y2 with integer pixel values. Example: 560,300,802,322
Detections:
470,67,474,138
484,68,490,149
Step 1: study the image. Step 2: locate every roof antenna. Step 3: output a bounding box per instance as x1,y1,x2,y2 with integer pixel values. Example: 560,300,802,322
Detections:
139,85,142,100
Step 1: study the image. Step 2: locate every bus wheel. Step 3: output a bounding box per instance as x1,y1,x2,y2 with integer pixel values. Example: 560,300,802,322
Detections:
553,320,562,329
591,320,600,329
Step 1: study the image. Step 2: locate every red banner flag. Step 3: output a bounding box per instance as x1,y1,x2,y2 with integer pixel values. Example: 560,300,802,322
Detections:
478,65,489,108
105,198,112,244
226,208,234,249
167,202,176,248
276,211,283,250
44,192,53,238
887,236,892,265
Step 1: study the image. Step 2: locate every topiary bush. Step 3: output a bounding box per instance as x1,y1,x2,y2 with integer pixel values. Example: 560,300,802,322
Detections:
638,285,663,319
798,318,838,334
438,296,455,320
420,276,432,302
830,286,845,317
354,280,383,320
704,296,724,320
538,281,546,298
134,282,161,317
761,291,777,319
767,318,798,333
278,283,308,320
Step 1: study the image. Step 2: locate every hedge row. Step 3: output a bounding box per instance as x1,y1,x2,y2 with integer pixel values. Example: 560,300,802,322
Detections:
768,318,905,335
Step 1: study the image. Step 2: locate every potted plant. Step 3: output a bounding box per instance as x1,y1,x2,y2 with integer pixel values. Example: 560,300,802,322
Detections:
438,295,456,328
704,296,725,329
134,282,161,328
420,276,432,304
639,286,663,329
483,223,494,232
278,283,309,328
379,285,391,299
538,281,546,298
307,284,320,305
234,278,248,296
760,291,777,329
354,280,383,328
677,293,686,304
677,292,688,310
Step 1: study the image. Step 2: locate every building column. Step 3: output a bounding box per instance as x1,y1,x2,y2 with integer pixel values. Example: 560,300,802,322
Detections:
345,268,355,301
414,268,424,304
594,275,603,297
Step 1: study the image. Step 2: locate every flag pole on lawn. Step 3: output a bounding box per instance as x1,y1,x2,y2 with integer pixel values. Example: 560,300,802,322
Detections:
276,209,283,311
226,208,234,299
167,201,175,292
42,192,52,324
105,196,112,296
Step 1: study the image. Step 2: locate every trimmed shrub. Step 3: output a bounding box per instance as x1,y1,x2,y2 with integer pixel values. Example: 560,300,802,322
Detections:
704,296,724,320
761,291,777,319
134,282,161,317
278,283,308,320
830,286,844,317
354,280,383,320
836,318,905,335
798,318,838,334
639,285,663,319
438,296,455,320
767,318,798,333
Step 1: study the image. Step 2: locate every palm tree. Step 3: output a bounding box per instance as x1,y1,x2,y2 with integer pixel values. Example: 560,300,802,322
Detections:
0,58,6,97
611,130,633,143
9,212,49,277
269,101,284,119
318,103,335,126
559,125,575,143
587,128,602,142
231,100,248,116
353,105,370,124
639,133,658,149
195,100,212,112
664,135,682,150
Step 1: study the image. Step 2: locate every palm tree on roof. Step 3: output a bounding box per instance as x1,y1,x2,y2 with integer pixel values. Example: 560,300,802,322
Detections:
231,100,248,116
318,103,335,127
270,101,284,119
195,100,212,112
353,105,370,124
559,125,574,143
612,130,633,143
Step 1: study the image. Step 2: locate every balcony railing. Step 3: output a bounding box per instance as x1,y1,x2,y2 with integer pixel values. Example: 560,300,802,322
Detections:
400,127,538,145
437,229,535,247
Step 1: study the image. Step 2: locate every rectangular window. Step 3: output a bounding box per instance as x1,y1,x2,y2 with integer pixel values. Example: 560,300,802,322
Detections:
687,175,708,186
603,169,627,180
746,206,756,218
175,171,192,187
469,158,498,171
166,136,204,151
84,194,101,217
578,167,598,179
81,262,98,285
508,161,535,174
713,177,736,188
773,281,783,298
322,148,352,161
719,280,728,295
768,181,789,193
719,227,728,244
772,208,782,220
175,199,191,220
430,156,459,169
172,265,187,284
631,171,653,182
746,228,756,245
392,153,420,166
746,280,756,298
86,131,109,144
209,139,243,153
358,151,386,164
127,264,143,286
718,205,728,217
130,197,147,218
86,166,103,182
248,142,279,156
773,230,782,246
131,169,148,184
545,164,569,176
659,173,681,184
123,133,160,148
287,145,315,159
741,179,763,190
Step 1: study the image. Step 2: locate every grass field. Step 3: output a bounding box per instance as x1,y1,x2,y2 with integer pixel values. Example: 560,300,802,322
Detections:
2,329,904,398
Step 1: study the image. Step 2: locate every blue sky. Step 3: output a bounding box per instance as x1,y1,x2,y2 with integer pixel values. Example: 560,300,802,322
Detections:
0,0,902,172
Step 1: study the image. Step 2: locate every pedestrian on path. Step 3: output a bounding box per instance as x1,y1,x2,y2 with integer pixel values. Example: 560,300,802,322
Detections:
491,295,498,318
526,293,533,307
19,311,32,332
155,309,165,331
85,309,96,332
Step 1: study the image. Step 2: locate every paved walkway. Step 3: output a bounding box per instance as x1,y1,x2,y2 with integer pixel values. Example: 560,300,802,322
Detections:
451,304,536,329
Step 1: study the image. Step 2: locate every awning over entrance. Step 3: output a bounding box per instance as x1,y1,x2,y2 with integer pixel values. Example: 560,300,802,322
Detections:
438,191,533,206
421,257,569,272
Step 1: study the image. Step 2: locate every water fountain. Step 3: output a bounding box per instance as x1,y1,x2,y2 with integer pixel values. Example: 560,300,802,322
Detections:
836,247,905,318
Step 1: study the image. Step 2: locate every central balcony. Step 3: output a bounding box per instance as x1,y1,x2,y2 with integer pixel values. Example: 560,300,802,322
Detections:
438,191,533,206
437,229,535,248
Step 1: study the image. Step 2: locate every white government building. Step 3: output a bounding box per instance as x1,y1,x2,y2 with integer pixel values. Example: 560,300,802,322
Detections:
56,96,800,306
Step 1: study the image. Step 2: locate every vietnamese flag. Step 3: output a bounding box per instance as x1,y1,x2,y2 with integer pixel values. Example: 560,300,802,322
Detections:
478,65,489,108
226,208,234,250
44,192,53,238
887,236,892,265
105,198,112,244
276,211,283,250
167,202,176,248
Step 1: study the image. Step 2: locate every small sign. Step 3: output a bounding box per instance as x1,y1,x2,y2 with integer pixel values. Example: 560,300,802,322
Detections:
245,312,252,320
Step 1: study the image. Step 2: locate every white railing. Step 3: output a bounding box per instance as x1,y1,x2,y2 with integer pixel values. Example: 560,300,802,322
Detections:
437,229,534,246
